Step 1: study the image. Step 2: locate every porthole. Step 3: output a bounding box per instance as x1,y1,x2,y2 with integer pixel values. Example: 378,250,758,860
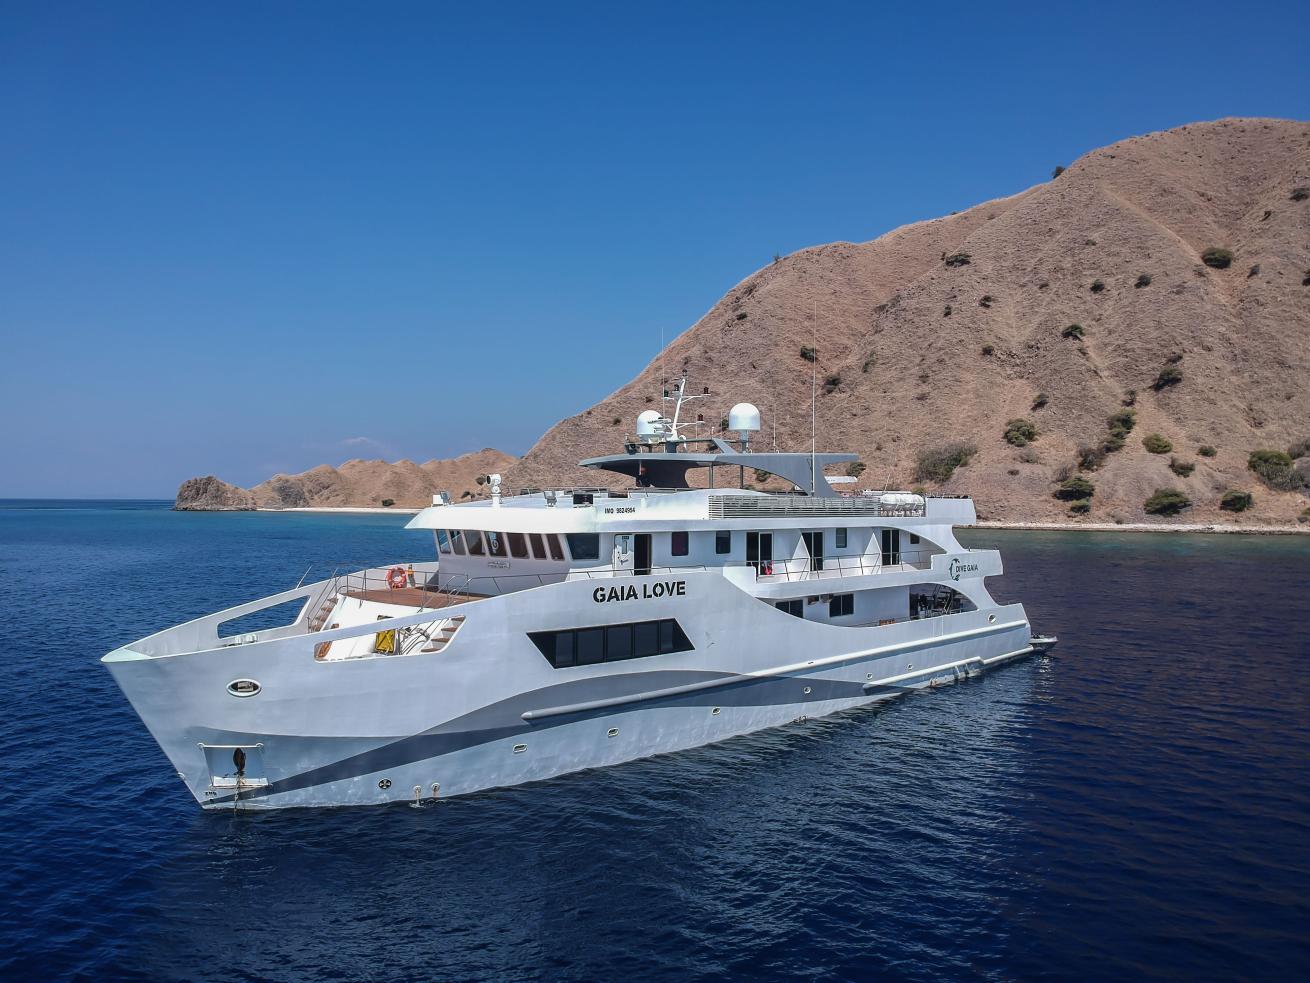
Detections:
866,673,873,680
988,614,996,624
711,707,721,715
607,727,619,738
378,778,392,790
803,686,812,695
907,663,913,669
513,743,528,754
226,678,261,698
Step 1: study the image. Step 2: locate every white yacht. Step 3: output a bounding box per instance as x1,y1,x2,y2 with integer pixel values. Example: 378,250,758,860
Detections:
105,377,1052,810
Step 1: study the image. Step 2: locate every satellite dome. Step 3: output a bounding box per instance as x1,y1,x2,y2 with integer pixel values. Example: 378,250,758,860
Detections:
728,402,761,432
635,410,664,442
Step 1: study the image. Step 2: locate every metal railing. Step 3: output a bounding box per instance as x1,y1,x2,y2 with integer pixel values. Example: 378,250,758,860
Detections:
708,494,927,519
752,549,938,582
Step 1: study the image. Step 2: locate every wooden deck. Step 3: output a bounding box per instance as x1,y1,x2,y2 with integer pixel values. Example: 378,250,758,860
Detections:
345,586,484,609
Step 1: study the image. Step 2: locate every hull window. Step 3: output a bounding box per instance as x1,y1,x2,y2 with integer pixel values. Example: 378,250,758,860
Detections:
829,593,854,618
529,619,693,668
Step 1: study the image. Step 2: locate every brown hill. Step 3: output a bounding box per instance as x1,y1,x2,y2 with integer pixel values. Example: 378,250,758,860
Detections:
507,118,1310,526
175,449,518,510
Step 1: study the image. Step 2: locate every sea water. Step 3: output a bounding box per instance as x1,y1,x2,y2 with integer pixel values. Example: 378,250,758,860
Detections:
1,501,1307,981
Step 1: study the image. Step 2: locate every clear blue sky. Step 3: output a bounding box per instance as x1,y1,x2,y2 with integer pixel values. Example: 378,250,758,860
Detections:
2,1,1306,497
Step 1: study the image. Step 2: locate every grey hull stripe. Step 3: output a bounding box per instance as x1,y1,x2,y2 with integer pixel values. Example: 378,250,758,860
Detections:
206,668,868,805
209,637,1033,806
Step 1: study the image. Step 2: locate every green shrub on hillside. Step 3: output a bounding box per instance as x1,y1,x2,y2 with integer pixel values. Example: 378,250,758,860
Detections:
800,345,817,362
1031,392,1048,410
1219,490,1253,512
1077,445,1106,471
1169,458,1194,477
1248,449,1306,491
1135,273,1152,288
1198,445,1217,458
1144,488,1192,516
1090,279,1106,293
1054,476,1095,501
1288,438,1310,460
1153,365,1183,390
1201,247,1233,269
914,442,977,483
1004,418,1038,447
943,252,971,268
1061,323,1084,340
1142,433,1173,454
1067,498,1092,515
847,461,866,478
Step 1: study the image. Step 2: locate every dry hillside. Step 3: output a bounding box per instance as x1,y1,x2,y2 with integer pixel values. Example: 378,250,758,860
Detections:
508,118,1310,526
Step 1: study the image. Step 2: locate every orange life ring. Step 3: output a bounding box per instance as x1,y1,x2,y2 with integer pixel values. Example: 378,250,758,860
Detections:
386,566,408,590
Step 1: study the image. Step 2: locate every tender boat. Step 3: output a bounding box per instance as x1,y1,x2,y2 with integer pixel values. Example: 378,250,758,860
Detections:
105,376,1053,809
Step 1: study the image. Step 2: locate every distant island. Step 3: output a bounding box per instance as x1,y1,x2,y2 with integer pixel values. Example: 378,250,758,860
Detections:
178,118,1310,528
175,449,517,511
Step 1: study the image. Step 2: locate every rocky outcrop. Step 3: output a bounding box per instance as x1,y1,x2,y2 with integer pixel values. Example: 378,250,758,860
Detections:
507,118,1310,527
174,476,256,511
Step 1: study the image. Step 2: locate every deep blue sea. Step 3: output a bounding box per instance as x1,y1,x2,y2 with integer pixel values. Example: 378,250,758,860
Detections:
1,500,1308,982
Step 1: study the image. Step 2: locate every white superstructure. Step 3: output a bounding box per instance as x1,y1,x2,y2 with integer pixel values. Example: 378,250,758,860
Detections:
105,379,1051,810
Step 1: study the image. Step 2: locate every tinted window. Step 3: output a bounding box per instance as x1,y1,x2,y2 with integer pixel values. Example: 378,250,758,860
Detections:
606,625,633,661
715,530,731,554
576,627,605,665
450,529,466,555
566,533,600,560
633,621,659,658
909,533,921,545
671,531,689,557
836,528,848,549
436,530,451,554
829,593,854,617
529,620,693,668
776,599,803,618
528,533,547,559
553,633,575,667
547,535,565,561
486,531,507,557
508,532,529,558
466,530,484,555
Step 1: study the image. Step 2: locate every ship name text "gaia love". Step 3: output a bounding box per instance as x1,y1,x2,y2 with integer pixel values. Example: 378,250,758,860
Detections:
593,580,687,603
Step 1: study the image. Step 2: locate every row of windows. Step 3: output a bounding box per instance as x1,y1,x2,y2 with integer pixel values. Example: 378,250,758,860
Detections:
437,529,601,562
438,528,922,563
529,619,694,668
776,593,854,619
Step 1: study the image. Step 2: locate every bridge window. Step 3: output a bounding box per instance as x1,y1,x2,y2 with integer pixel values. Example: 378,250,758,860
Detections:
508,532,529,559
528,533,547,559
671,531,689,556
776,599,803,618
829,593,854,618
547,535,566,561
437,530,451,554
450,529,466,555
466,530,484,556
486,531,508,558
530,619,693,668
566,533,600,561
715,530,731,554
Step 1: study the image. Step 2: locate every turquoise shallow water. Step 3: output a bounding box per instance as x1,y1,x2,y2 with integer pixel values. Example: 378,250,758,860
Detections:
1,501,1308,981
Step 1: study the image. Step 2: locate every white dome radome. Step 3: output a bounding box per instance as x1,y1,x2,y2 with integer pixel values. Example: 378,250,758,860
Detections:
635,410,664,441
728,402,761,433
